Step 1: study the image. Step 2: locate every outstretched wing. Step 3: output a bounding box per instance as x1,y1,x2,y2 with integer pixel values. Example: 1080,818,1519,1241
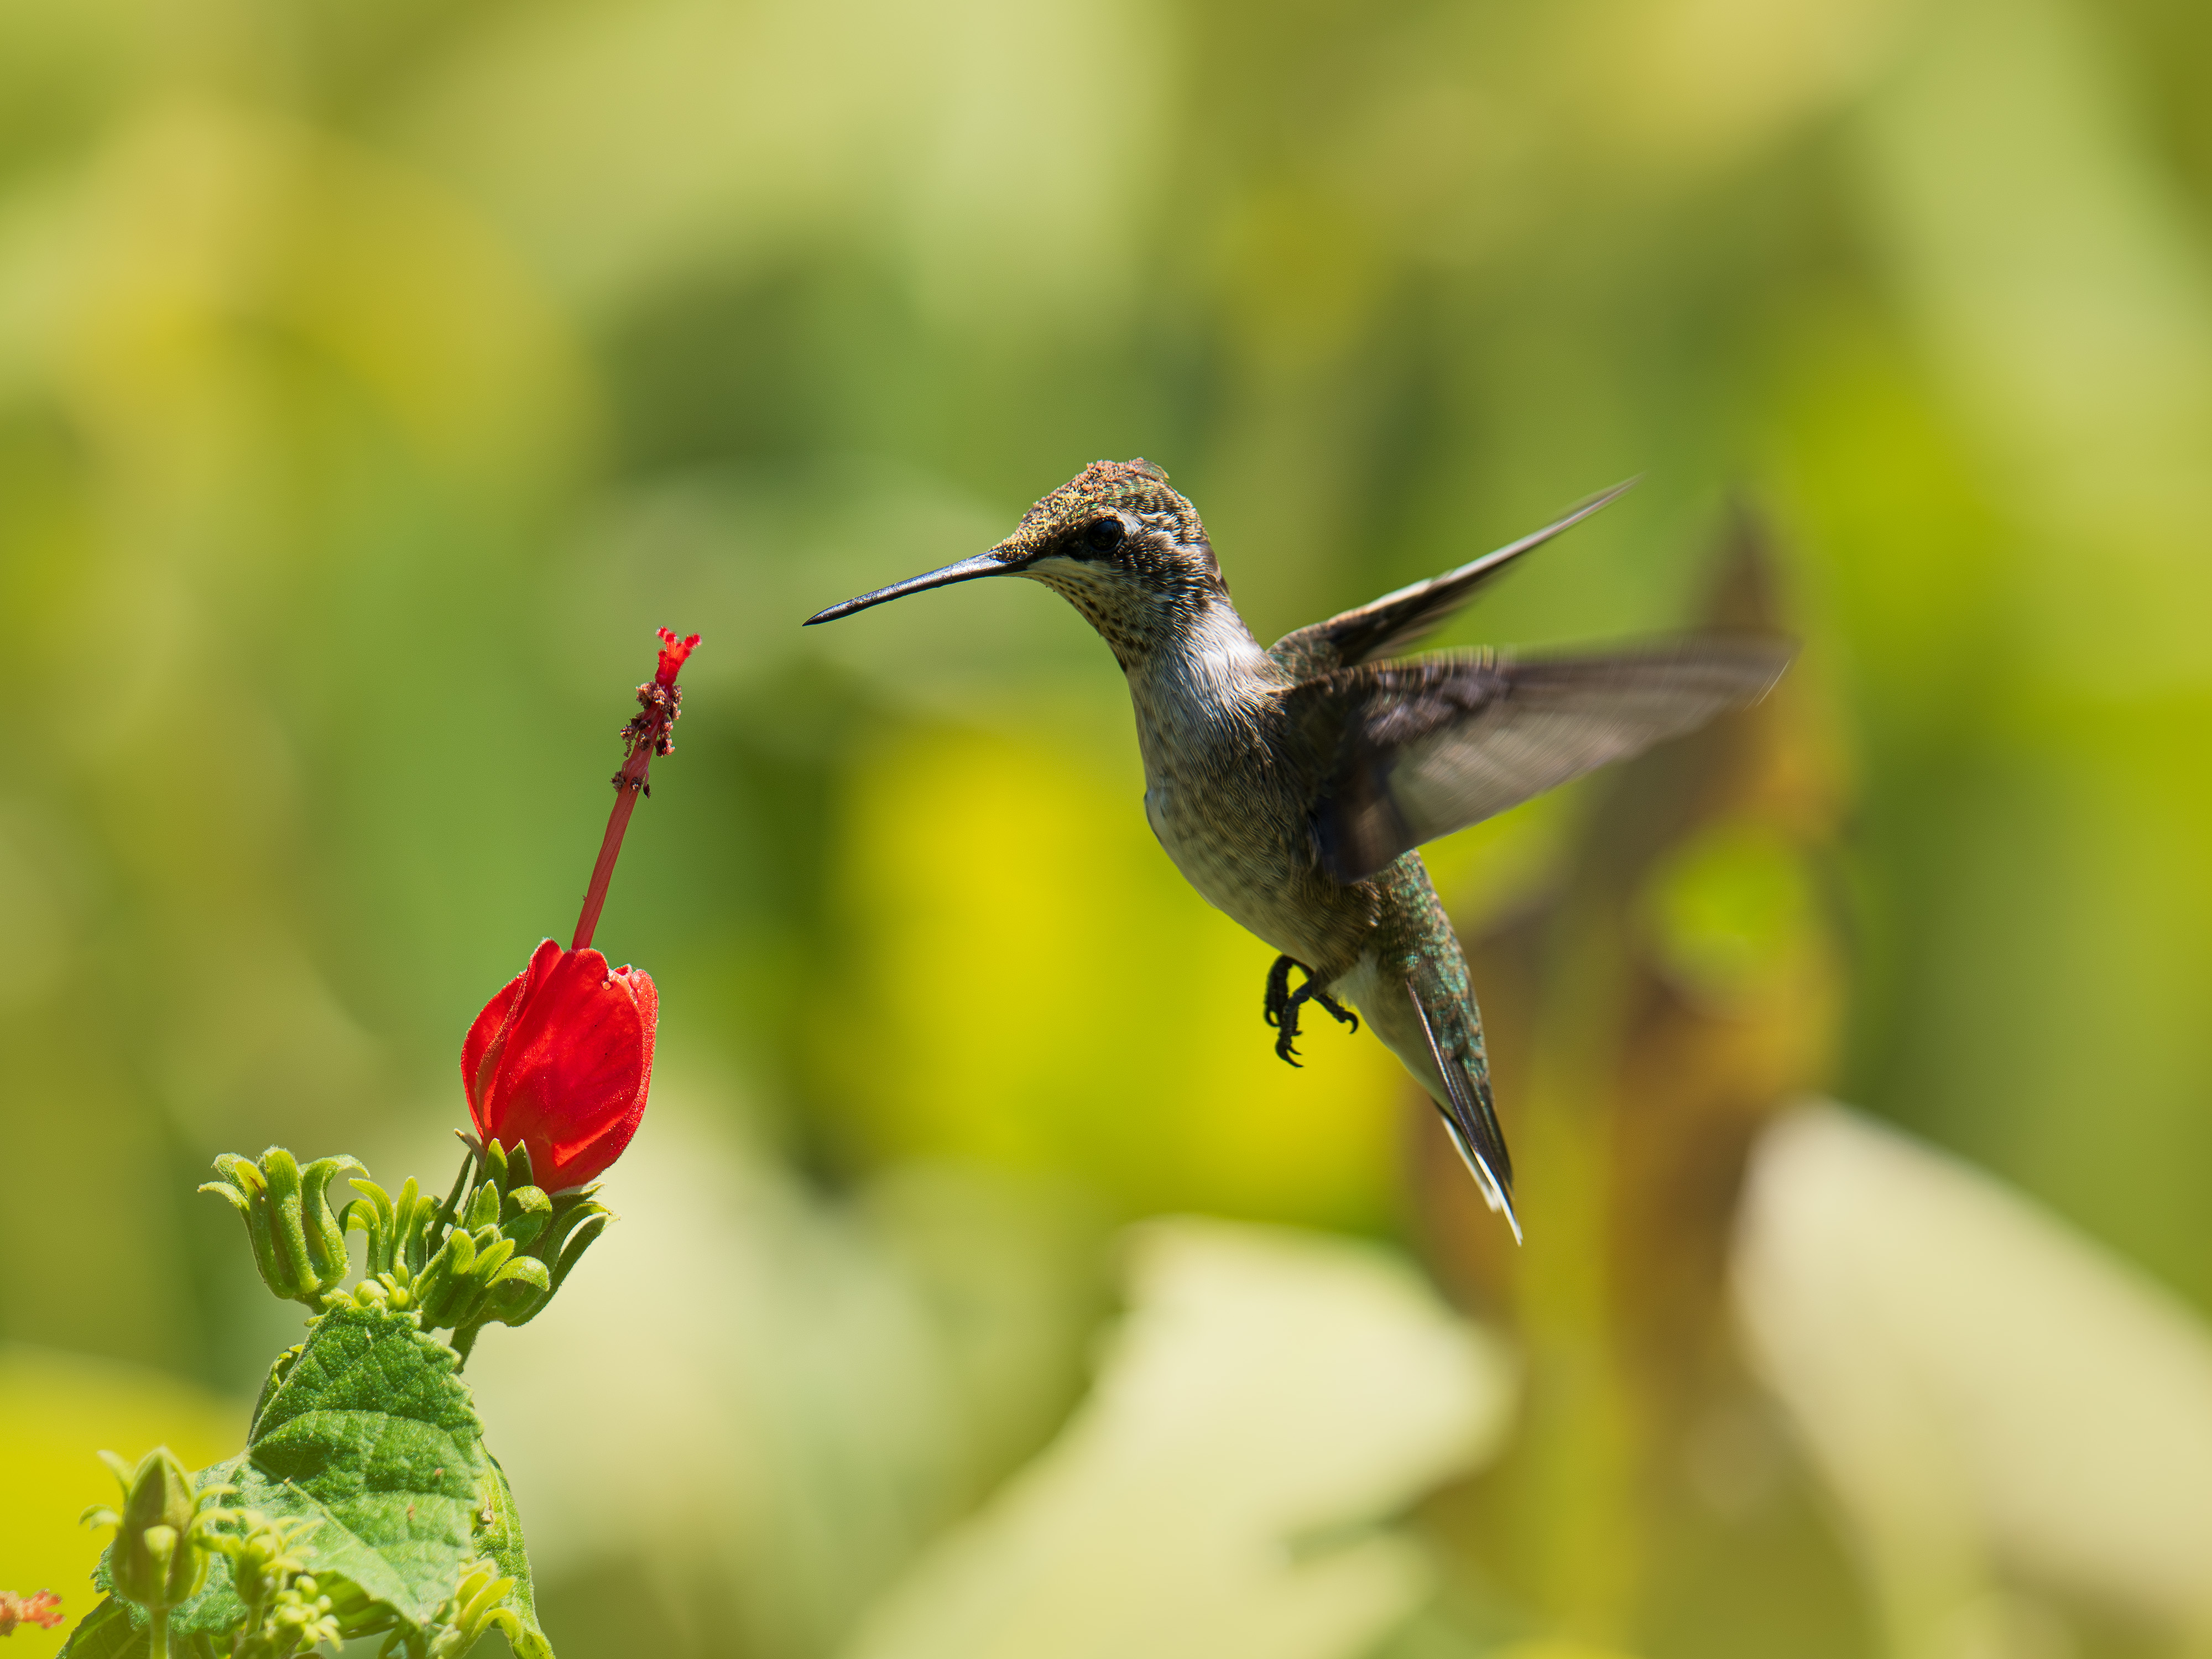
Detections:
1288,636,1794,882
1266,481,1637,680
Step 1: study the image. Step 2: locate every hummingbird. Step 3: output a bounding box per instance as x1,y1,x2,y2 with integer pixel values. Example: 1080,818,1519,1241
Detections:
806,460,1791,1239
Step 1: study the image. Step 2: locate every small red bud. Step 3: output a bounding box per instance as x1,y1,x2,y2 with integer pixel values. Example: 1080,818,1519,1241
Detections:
462,940,657,1191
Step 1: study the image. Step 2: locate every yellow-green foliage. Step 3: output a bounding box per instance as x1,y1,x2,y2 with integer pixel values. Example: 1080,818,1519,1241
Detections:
2,0,2210,1656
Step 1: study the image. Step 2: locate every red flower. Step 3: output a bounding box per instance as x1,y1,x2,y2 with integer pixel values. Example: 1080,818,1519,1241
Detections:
456,627,693,1191
462,938,658,1190
0,1590,64,1634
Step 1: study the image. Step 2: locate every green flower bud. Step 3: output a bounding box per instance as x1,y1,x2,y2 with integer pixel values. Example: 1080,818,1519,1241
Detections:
201,1149,364,1306
426,1559,524,1659
203,1507,318,1629
374,1140,622,1365
200,1507,393,1659
410,1224,478,1327
81,1448,226,1617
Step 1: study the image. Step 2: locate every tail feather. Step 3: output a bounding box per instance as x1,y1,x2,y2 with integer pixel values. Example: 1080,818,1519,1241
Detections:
1406,981,1521,1244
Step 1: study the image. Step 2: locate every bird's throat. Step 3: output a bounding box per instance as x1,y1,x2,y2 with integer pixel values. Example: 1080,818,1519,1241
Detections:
1124,596,1277,747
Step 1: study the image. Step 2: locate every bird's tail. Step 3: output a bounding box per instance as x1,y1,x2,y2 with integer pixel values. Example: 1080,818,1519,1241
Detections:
1404,974,1520,1243
1353,854,1520,1240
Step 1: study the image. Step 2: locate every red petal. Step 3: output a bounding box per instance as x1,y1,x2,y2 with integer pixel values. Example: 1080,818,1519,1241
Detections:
461,940,564,1138
471,948,656,1188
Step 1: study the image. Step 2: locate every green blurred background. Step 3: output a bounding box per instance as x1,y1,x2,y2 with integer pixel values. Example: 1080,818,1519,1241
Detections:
4,0,2211,1655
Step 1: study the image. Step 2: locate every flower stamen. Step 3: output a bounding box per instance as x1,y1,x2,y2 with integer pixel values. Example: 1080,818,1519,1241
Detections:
572,629,699,953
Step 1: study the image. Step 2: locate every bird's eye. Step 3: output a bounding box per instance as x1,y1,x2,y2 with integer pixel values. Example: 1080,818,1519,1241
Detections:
1083,517,1125,555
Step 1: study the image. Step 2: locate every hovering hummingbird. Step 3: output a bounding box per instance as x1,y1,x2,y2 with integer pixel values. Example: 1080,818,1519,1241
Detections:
807,460,1791,1238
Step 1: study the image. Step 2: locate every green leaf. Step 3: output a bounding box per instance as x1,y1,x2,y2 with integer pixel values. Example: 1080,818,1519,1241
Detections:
50,1597,138,1659
478,1454,555,1659
64,1302,551,1658
242,1302,488,1619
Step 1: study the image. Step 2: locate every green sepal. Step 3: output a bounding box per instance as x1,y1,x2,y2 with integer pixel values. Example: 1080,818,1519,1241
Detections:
411,1137,608,1340
489,1254,552,1300
296,1156,358,1288
215,1135,620,1349
462,1232,517,1298
470,1138,536,1203
411,1228,477,1327
343,1179,398,1276
200,1148,362,1306
397,1177,436,1277
463,1180,501,1233
500,1186,551,1249
476,1138,510,1196
349,1174,457,1287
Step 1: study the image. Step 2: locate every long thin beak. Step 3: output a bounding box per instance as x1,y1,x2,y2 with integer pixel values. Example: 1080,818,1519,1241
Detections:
804,551,1012,625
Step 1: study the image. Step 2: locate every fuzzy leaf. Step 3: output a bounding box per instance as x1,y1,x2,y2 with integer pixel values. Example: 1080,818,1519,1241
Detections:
49,1598,137,1659
479,1454,555,1659
62,1302,550,1657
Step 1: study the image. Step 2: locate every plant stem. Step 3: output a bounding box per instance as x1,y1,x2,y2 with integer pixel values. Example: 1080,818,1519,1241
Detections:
148,1608,169,1659
571,771,645,953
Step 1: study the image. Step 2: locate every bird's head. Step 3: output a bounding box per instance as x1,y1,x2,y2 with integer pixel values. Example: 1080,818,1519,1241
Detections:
806,459,1225,663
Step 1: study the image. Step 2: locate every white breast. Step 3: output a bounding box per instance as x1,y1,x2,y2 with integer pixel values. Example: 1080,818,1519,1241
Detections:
1127,606,1309,947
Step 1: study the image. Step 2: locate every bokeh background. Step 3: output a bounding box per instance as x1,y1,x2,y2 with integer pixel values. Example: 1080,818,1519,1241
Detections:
4,0,2212,1655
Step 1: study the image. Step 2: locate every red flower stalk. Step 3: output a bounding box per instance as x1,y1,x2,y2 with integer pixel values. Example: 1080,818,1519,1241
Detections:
574,628,700,953
461,628,697,1190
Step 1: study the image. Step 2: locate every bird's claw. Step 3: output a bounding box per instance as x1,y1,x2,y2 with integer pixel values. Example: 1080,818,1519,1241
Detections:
1264,955,1296,1031
1264,955,1358,1067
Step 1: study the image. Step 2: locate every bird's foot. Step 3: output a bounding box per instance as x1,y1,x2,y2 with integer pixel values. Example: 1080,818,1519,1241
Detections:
1264,956,1296,1029
1264,956,1359,1067
1264,956,1303,1065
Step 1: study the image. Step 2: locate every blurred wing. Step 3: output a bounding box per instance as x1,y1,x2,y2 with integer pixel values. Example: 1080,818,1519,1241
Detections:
1292,636,1794,881
1265,481,1636,679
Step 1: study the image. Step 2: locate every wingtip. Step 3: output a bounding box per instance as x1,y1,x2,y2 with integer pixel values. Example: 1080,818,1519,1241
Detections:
1556,475,1639,528
1483,476,1642,567
1721,630,1800,700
